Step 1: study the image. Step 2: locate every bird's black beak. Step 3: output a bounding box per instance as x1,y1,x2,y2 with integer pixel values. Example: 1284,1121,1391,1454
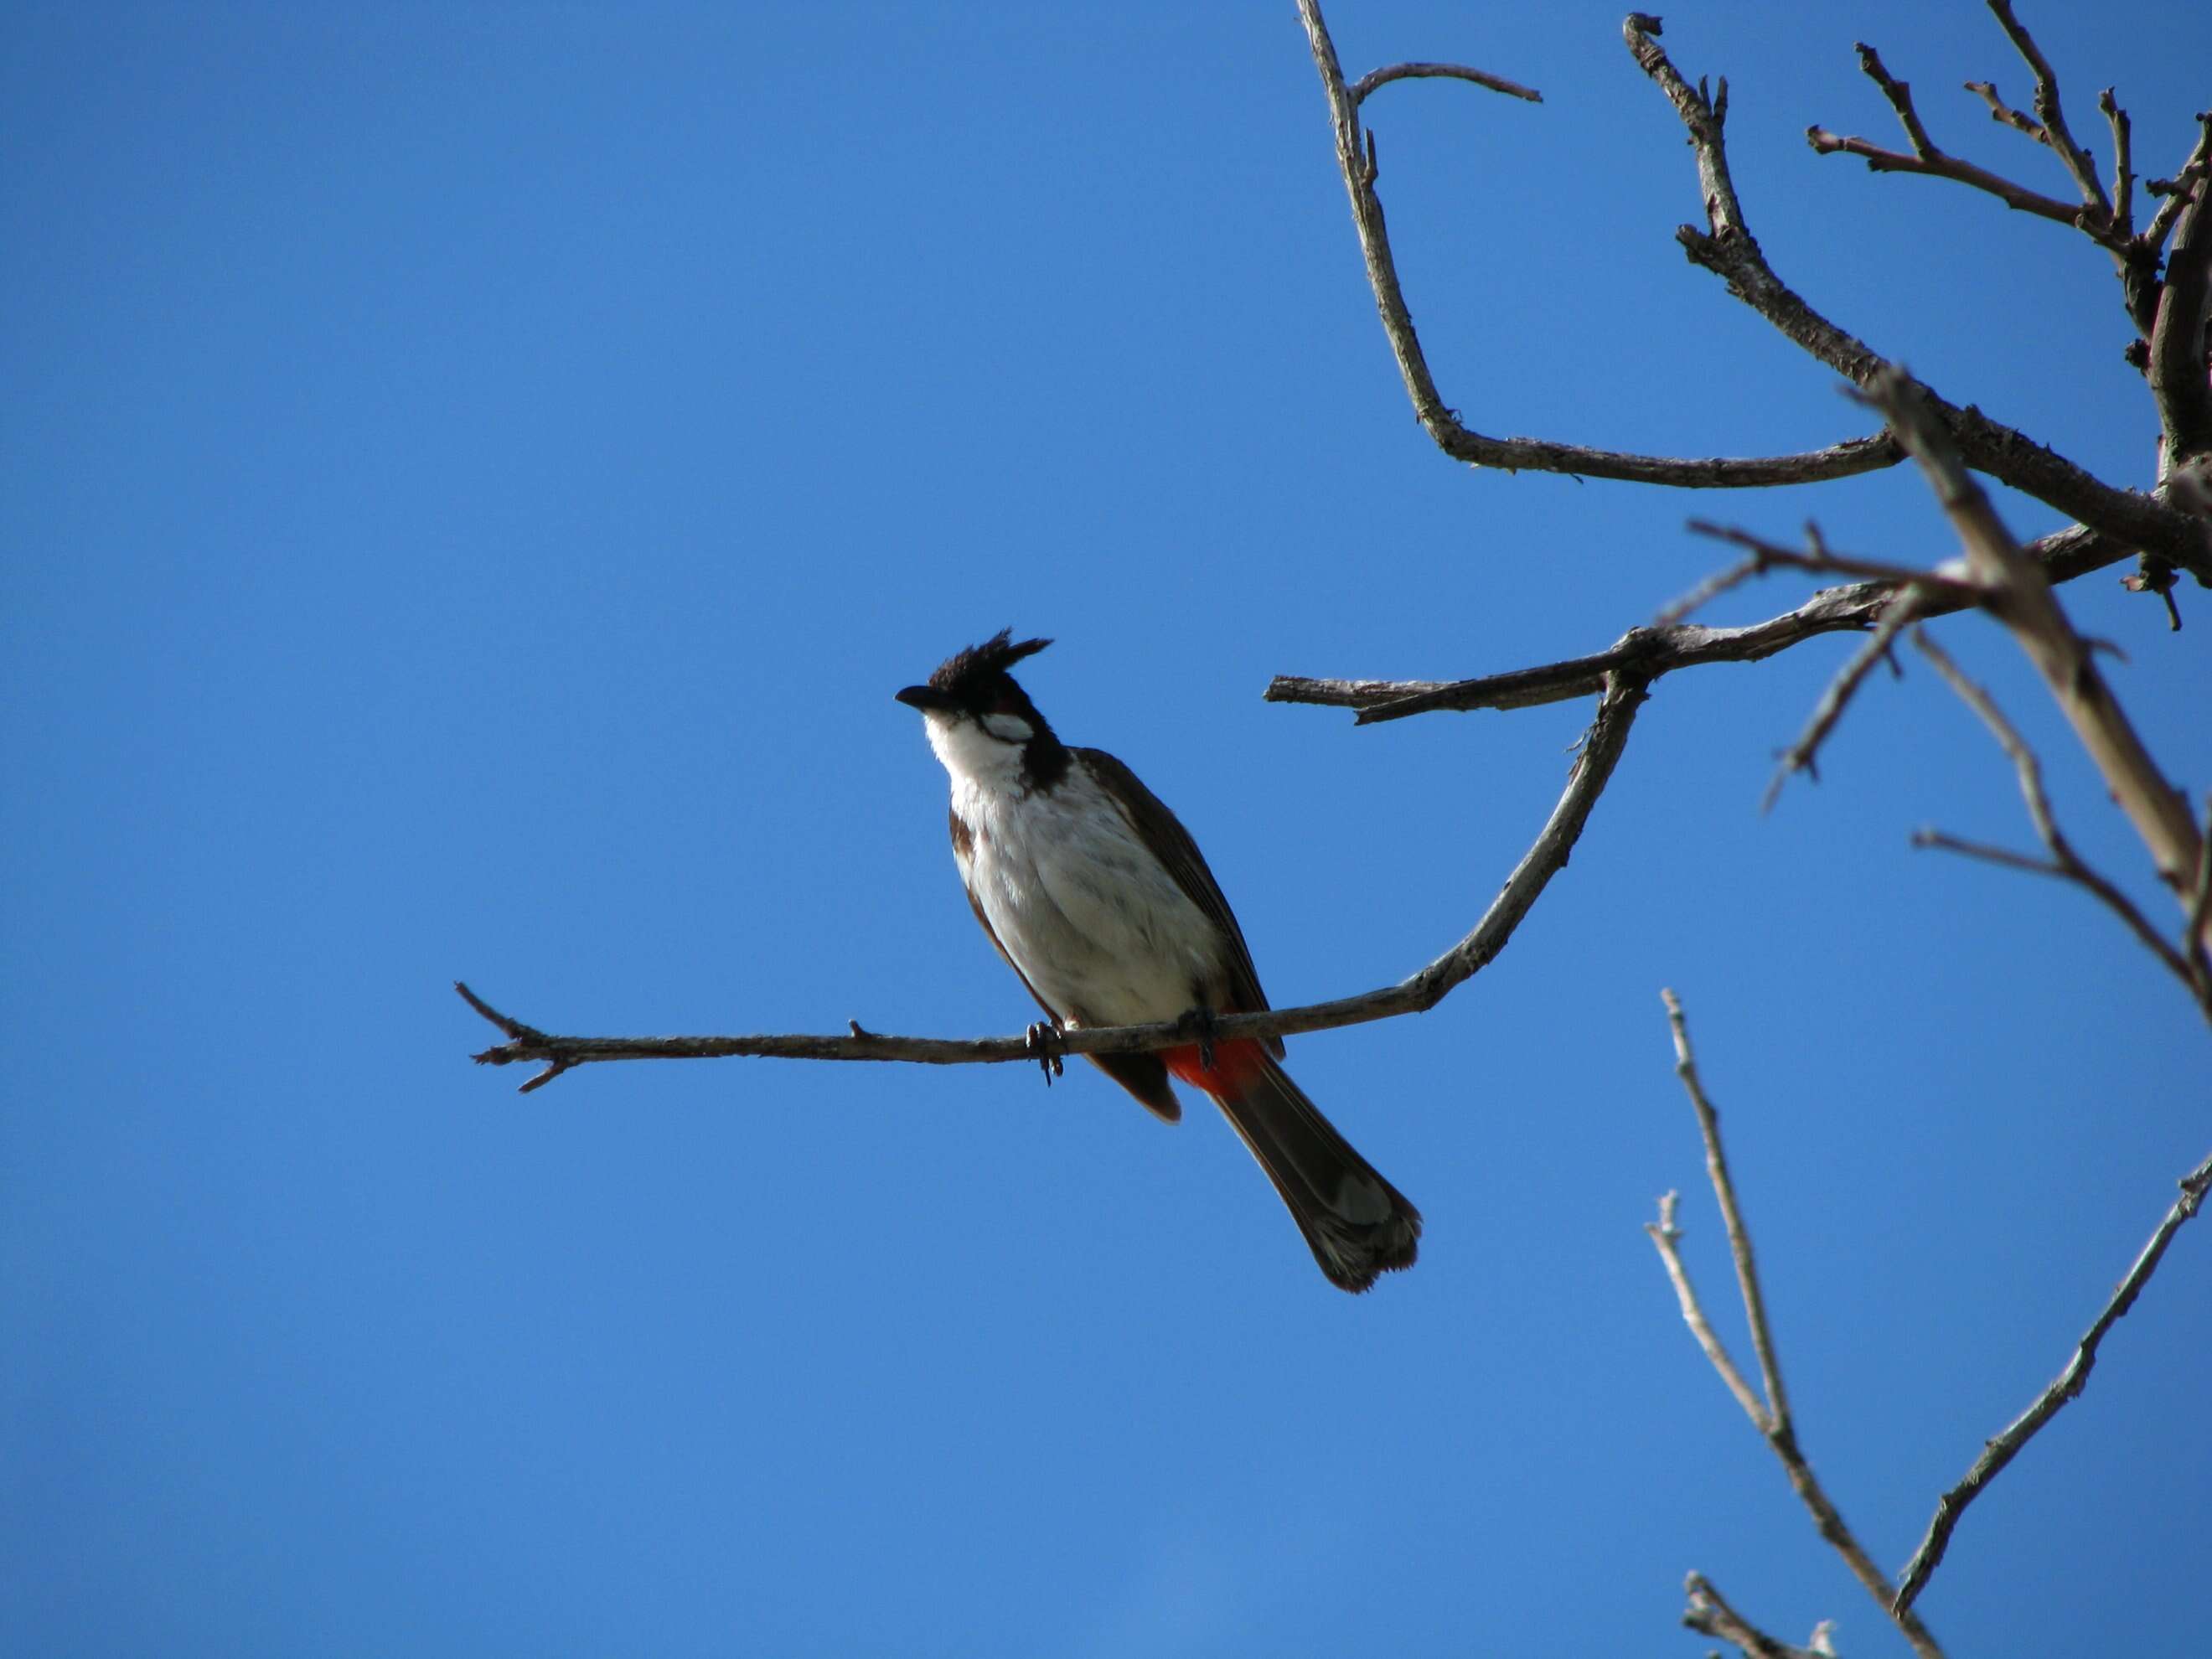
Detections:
896,685,954,712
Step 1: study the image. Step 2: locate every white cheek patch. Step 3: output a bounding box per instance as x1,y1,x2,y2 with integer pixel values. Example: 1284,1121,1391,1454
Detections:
927,711,1027,792
981,711,1034,744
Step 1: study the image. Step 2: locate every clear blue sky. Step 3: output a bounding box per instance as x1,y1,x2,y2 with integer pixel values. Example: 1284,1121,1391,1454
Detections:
6,3,2207,1653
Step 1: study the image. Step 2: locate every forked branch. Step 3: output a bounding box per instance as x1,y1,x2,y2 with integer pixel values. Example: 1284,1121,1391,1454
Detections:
1866,368,2209,938
1909,629,2212,1016
1646,992,1944,1659
1292,0,1906,491
1295,0,2210,577
1806,3,2212,502
1621,13,2210,578
1806,43,2116,244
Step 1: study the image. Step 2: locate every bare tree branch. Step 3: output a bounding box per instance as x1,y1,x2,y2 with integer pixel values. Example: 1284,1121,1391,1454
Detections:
1647,519,1983,813
1806,44,2115,241
1621,15,2210,579
1293,4,2210,575
1349,61,1540,108
1894,1146,2212,1612
1264,516,2131,724
1909,629,2210,1015
1683,1574,1836,1659
1811,10,2212,475
1865,369,2209,945
464,676,1649,1091
1810,20,2189,369
1647,991,1945,1659
1651,514,1920,630
1290,0,1906,491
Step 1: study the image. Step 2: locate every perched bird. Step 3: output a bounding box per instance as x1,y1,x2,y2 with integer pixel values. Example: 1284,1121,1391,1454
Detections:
896,630,1420,1292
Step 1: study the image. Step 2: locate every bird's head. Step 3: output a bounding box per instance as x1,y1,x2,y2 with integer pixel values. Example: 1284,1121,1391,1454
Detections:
897,630,1062,786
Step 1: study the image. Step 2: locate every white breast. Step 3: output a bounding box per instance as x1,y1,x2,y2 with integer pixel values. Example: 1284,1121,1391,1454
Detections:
938,736,1227,1029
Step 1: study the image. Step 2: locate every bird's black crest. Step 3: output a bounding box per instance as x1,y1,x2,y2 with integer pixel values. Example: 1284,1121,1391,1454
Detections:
926,629,1052,695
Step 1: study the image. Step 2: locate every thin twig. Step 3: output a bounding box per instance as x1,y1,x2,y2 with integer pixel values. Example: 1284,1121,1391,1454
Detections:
1806,43,2110,239
1682,519,1985,597
1683,1574,1833,1659
1806,123,2097,231
463,676,1649,1090
1649,992,1944,1659
1863,42,1936,156
1762,587,1925,812
1911,827,2070,873
1894,1146,2212,1611
2101,87,2134,238
2140,127,2210,254
1646,1189,1770,1429
1655,517,1982,630
1986,0,2113,214
1651,554,1767,629
1967,79,2044,144
1910,629,2208,1010
1811,26,2206,370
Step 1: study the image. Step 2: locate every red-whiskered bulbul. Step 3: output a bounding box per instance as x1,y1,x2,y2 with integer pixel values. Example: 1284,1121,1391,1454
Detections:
897,631,1421,1293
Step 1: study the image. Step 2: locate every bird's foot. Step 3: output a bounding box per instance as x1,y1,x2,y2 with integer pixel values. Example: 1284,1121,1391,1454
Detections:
1026,1021,1066,1085
1174,1006,1220,1074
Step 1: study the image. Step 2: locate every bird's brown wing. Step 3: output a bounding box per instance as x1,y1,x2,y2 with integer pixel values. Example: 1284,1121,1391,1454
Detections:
1071,747,1284,1059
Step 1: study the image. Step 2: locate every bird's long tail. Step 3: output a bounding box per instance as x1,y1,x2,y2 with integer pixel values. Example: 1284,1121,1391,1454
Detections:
1166,1041,1421,1293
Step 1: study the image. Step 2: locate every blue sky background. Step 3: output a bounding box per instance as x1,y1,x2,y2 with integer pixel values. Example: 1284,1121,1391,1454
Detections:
6,3,2208,1653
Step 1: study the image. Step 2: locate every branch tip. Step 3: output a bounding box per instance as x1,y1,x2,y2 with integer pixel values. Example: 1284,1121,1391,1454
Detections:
457,979,514,1034
1894,1144,2212,1611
